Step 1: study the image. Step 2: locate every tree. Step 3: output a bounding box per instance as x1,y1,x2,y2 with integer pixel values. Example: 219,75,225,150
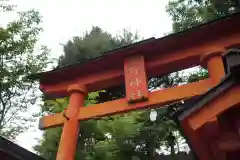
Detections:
0,0,15,12
58,26,140,67
84,112,144,160
0,9,52,139
166,0,240,33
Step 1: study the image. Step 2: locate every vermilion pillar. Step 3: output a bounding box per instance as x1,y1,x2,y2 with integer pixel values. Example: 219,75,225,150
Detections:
56,84,87,160
201,52,225,84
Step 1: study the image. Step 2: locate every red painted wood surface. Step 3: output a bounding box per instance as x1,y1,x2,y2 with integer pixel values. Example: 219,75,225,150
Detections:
188,85,240,130
56,85,86,160
38,33,240,98
124,55,148,103
39,79,213,129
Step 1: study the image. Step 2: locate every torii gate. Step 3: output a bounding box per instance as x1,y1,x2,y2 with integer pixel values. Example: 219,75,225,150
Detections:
29,12,240,160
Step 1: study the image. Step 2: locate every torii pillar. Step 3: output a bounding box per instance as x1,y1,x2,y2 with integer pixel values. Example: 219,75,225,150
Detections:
56,84,87,160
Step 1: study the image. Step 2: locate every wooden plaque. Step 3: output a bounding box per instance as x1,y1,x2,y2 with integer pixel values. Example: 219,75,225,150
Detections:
124,55,148,103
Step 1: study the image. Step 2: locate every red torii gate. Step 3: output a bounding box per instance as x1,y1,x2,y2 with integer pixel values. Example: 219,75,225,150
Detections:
29,12,240,160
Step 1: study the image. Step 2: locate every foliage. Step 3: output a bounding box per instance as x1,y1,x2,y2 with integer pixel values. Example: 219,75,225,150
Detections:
187,67,208,83
166,0,240,33
0,0,16,12
85,112,144,160
34,127,62,159
0,9,52,139
58,27,141,67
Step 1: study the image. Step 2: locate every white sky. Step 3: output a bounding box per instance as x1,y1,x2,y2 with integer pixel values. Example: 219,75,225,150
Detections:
1,0,173,154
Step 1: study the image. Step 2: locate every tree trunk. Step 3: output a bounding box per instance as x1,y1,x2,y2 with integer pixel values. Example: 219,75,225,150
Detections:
147,137,156,159
170,143,175,155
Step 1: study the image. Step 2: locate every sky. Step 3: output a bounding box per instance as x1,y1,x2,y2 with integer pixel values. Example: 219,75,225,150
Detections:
1,0,173,153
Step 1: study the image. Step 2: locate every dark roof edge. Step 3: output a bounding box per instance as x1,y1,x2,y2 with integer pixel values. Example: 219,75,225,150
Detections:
0,136,45,160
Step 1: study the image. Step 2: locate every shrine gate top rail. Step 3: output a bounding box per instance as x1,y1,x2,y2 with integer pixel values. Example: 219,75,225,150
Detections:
29,12,240,99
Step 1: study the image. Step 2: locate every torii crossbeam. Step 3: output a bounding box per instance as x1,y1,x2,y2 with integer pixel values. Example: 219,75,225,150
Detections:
29,12,240,160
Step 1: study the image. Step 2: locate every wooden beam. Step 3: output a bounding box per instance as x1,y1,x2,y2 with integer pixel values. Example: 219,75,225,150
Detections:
40,69,124,98
40,33,240,98
188,85,240,130
39,79,212,129
39,112,65,130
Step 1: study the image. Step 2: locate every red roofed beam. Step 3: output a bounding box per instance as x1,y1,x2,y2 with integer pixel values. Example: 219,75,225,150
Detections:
40,33,240,98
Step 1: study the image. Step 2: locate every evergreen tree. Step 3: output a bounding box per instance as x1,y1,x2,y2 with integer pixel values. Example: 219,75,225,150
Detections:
0,7,52,139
